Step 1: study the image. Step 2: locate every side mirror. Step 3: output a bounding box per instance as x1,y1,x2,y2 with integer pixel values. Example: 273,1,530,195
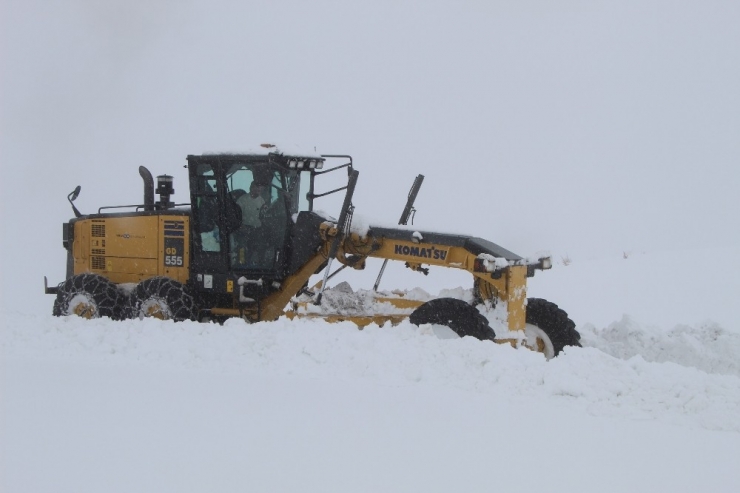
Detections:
70,185,81,201
68,186,82,218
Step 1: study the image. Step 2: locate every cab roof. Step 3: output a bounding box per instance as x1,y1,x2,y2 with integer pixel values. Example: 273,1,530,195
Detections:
191,143,324,160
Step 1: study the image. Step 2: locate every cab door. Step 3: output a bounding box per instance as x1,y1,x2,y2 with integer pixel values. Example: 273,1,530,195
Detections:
225,163,290,274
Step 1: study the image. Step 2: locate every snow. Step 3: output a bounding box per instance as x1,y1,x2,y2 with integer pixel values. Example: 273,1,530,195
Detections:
202,143,323,158
312,209,337,222
2,249,740,492
3,1,739,490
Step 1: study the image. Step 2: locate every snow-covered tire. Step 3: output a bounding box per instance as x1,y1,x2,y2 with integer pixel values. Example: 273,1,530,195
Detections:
409,298,496,341
52,273,125,320
525,298,581,358
127,277,198,321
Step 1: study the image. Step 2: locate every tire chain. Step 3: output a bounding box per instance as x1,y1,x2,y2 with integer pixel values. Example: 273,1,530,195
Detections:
53,273,125,320
127,276,198,321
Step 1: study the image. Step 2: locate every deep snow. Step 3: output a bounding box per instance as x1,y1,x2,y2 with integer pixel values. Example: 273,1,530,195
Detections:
2,249,740,492
3,1,739,491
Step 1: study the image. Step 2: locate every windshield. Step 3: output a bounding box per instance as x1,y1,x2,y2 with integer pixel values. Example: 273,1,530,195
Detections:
226,163,290,270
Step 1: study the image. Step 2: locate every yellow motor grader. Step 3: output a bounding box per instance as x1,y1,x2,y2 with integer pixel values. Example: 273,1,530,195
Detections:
45,145,580,358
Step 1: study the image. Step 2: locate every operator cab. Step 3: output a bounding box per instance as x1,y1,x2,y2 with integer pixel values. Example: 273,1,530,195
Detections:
187,148,352,302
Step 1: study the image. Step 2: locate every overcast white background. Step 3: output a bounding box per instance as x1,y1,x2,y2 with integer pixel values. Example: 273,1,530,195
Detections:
1,0,738,315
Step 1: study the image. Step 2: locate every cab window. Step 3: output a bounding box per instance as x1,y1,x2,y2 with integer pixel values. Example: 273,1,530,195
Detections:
193,164,220,253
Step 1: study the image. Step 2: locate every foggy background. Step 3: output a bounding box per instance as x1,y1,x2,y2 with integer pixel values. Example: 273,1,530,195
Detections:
1,0,738,315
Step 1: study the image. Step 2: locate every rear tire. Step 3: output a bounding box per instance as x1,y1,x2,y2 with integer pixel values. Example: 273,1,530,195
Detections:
410,298,496,341
127,277,197,321
53,273,124,320
525,298,581,358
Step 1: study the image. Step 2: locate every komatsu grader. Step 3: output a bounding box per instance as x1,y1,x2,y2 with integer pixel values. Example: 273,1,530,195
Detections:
45,145,581,358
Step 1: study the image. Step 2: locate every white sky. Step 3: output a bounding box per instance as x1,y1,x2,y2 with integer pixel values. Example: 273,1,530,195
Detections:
1,0,739,313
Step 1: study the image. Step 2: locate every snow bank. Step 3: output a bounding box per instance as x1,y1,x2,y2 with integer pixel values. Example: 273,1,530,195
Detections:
529,247,740,331
3,310,738,432
580,315,740,377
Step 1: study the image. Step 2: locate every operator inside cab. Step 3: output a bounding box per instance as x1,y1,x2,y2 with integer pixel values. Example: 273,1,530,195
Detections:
227,165,289,270
232,180,268,267
237,181,266,228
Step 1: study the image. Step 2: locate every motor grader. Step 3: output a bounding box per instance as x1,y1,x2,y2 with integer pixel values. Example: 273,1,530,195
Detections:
45,145,581,358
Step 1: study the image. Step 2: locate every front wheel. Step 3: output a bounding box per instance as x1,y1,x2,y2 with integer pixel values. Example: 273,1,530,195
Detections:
127,277,198,321
525,298,581,358
409,298,496,341
52,273,125,320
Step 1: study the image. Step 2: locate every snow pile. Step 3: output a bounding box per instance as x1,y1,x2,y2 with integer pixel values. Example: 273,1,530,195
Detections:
580,315,740,377
529,247,740,331
297,282,420,317
295,283,473,317
3,309,738,432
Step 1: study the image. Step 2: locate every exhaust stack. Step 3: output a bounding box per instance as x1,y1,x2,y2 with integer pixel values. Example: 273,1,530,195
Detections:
139,166,155,211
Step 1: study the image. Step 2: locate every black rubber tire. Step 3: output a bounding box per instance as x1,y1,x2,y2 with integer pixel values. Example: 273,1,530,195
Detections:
409,298,496,341
127,277,198,321
525,298,581,356
52,273,125,320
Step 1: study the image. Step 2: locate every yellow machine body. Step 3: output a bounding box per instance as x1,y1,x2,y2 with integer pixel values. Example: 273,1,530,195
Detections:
71,214,190,285
62,210,530,333
334,230,528,331
227,223,530,332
